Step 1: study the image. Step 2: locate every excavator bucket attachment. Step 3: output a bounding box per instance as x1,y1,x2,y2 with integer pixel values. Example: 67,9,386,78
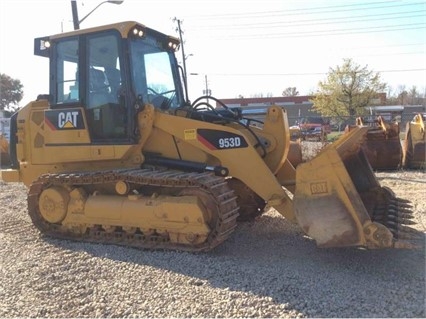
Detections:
294,127,420,249
402,113,426,169
345,116,402,170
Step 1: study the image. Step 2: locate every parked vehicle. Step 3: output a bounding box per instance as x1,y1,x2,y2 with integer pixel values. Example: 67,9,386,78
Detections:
297,116,331,134
302,126,326,142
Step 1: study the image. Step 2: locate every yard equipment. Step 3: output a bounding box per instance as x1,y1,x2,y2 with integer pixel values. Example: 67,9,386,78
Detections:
345,116,402,170
0,21,420,251
402,113,426,169
289,125,302,141
0,134,10,167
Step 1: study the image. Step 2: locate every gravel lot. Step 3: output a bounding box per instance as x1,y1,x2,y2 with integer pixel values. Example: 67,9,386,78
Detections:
1,168,425,318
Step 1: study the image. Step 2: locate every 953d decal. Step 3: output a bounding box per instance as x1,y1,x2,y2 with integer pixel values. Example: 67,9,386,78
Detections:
197,129,248,150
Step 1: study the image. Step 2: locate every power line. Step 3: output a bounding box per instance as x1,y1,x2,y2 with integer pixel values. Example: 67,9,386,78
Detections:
198,23,426,40
192,10,426,31
185,4,426,40
190,26,426,41
379,68,426,74
338,43,425,51
189,1,424,20
207,69,426,77
346,51,425,58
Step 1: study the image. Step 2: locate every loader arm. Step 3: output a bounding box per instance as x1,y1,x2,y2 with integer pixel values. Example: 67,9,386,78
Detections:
145,106,297,222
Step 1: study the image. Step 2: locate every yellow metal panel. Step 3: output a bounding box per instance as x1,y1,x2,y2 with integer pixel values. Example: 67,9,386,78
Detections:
0,169,21,183
70,194,210,235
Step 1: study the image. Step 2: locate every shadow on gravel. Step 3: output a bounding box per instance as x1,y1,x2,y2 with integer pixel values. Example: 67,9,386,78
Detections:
46,213,426,318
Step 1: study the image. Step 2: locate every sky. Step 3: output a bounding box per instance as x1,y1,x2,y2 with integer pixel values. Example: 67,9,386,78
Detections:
0,0,425,107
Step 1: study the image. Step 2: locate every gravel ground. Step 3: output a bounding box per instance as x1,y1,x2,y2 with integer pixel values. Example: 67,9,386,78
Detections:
1,168,425,318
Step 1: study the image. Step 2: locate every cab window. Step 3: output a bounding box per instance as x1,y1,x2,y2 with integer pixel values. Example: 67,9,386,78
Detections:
85,32,127,140
55,39,79,104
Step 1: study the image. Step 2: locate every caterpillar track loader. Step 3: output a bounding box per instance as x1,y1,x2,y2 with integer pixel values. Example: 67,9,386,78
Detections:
402,113,425,169
0,21,421,251
345,116,402,170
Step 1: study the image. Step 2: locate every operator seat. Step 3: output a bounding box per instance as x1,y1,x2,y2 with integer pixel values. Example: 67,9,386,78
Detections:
88,68,125,139
105,67,121,101
88,67,110,108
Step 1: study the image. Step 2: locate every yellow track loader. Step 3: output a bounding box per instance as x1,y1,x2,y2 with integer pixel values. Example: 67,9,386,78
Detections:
0,21,420,251
345,116,402,170
402,113,425,169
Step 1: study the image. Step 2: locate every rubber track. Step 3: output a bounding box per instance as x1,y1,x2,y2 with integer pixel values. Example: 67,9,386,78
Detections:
27,168,240,252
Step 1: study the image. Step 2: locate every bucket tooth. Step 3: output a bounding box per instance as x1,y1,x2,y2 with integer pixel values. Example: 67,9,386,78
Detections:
398,218,416,225
394,239,423,249
389,202,413,211
395,230,423,241
399,224,421,234
395,232,411,240
401,219,417,225
397,198,412,204
387,215,416,225
386,221,419,232
399,208,414,215
391,197,412,206
398,212,415,219
396,201,413,209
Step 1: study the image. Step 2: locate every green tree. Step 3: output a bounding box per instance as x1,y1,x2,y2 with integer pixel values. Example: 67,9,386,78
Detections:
282,87,299,97
311,59,386,119
0,73,24,112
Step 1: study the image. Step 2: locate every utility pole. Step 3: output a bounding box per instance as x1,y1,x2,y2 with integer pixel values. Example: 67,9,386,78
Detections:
71,0,80,30
203,75,211,103
71,0,124,31
173,17,189,102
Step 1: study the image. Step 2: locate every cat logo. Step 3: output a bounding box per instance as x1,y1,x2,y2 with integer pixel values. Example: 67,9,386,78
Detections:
58,111,79,128
45,108,85,131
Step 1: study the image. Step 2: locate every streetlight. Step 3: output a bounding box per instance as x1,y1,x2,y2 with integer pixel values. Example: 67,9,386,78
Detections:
71,0,124,30
190,73,211,103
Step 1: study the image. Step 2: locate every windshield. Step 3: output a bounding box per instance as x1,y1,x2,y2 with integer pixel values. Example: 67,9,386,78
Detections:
130,36,183,110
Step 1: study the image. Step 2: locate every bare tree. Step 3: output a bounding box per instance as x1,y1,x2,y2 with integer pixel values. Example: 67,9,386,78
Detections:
282,87,299,97
408,86,418,105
